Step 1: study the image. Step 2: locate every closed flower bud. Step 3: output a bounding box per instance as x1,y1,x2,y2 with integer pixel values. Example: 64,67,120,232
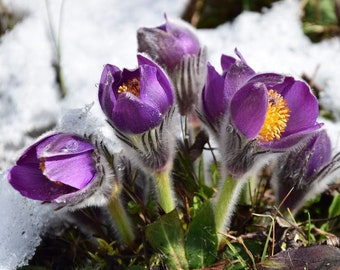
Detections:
271,130,340,214
137,15,207,115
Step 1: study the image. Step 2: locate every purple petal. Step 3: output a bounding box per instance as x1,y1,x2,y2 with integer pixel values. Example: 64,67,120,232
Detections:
137,54,174,106
247,73,285,88
112,93,163,133
202,63,228,124
138,66,173,113
281,81,319,135
98,64,121,117
305,130,332,178
8,165,77,201
231,83,268,139
42,151,96,189
36,134,94,158
261,122,323,149
221,54,236,74
224,57,256,98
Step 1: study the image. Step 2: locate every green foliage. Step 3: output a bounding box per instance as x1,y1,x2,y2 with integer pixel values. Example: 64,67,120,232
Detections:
145,210,189,269
185,201,218,268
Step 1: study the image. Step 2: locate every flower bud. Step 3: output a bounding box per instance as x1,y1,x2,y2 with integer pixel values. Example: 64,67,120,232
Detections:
137,16,207,115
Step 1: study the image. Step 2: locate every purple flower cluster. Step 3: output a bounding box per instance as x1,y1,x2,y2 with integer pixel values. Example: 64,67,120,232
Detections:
7,15,340,232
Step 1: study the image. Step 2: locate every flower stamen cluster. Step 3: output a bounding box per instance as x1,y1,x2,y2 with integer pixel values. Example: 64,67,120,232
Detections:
258,89,290,142
118,78,141,97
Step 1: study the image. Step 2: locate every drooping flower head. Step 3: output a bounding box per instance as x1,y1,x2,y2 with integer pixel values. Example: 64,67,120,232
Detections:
201,49,322,177
8,133,101,206
98,54,176,173
137,15,207,116
271,130,340,214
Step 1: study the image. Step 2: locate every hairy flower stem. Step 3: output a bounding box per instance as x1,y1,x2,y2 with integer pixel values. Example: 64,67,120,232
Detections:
107,195,135,245
153,170,176,213
214,175,245,243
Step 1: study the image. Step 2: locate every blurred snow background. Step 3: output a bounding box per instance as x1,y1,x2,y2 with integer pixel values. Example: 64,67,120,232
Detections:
0,0,340,268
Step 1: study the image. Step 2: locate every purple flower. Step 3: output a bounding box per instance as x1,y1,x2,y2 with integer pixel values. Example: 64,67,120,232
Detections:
230,76,321,150
201,49,322,176
98,54,174,134
137,15,200,71
137,16,206,116
8,133,98,203
271,130,339,214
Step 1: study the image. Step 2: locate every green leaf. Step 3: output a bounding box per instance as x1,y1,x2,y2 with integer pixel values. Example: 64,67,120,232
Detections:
185,200,218,268
145,210,189,270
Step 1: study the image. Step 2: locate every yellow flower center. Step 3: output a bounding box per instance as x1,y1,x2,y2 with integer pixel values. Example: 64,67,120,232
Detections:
118,78,141,97
258,89,290,142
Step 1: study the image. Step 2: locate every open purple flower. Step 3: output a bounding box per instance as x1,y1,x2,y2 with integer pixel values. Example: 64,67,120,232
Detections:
271,130,340,214
99,54,174,134
201,49,322,177
230,76,321,150
8,133,98,204
137,15,200,72
98,55,176,173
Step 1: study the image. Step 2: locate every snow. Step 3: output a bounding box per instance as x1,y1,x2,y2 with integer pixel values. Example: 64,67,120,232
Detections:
0,0,340,268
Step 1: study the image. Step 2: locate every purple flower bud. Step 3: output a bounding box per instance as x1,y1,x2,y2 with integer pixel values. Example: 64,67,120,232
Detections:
271,130,339,214
137,16,206,116
8,133,98,204
98,54,174,134
137,15,201,71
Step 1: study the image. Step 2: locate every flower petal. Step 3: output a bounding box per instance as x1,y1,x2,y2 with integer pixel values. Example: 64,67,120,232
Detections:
202,63,228,124
305,130,331,178
36,134,94,158
137,54,174,106
139,64,173,113
8,165,77,201
112,94,163,133
42,152,96,189
223,57,255,98
261,122,323,149
98,64,121,117
281,80,319,135
247,73,285,88
231,83,268,139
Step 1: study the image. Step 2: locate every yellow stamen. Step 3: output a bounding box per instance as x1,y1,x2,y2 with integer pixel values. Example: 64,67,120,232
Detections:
118,78,141,97
258,89,290,142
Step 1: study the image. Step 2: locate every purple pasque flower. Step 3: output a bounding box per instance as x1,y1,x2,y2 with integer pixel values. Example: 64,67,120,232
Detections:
8,133,98,204
230,76,321,150
137,15,207,116
98,55,176,173
271,130,340,214
98,54,174,134
202,49,321,148
137,15,201,72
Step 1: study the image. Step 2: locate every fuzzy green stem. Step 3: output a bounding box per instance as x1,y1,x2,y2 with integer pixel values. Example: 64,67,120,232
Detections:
214,176,244,242
107,195,135,245
153,170,175,213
